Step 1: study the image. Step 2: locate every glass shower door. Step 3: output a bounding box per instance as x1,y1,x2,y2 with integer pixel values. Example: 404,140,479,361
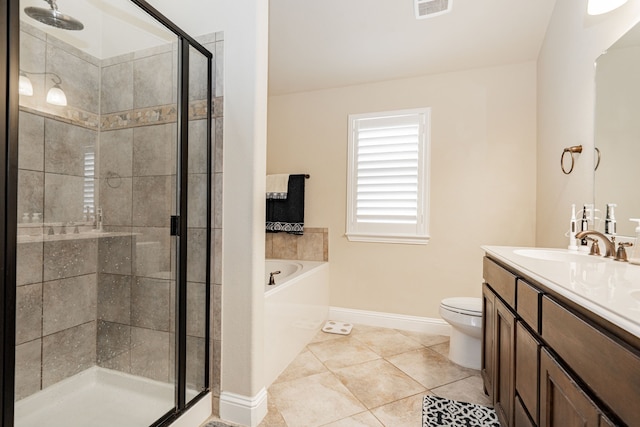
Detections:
14,1,182,425
184,44,212,404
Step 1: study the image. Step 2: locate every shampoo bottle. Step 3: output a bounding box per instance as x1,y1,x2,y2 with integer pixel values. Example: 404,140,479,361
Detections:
629,219,640,265
605,203,617,236
579,205,590,252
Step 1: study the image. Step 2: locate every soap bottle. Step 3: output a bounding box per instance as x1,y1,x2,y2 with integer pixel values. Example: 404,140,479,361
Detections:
605,203,617,236
629,219,640,265
568,204,578,251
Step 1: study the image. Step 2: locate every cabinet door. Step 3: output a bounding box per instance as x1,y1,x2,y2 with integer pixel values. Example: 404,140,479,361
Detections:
481,283,495,399
494,297,516,427
515,395,535,427
539,348,611,427
516,321,539,425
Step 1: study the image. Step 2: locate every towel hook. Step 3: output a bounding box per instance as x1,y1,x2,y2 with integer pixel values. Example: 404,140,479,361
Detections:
561,145,582,174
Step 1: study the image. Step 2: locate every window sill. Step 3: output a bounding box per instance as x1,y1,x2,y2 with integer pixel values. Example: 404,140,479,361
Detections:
345,233,430,245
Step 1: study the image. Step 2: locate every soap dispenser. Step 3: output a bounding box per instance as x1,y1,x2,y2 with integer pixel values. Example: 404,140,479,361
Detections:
568,204,578,251
629,219,640,265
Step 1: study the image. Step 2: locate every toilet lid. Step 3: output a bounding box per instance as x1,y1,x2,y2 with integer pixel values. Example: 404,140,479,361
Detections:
441,297,482,316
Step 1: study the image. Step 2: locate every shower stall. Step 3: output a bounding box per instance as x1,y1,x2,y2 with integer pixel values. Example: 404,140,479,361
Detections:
0,0,218,425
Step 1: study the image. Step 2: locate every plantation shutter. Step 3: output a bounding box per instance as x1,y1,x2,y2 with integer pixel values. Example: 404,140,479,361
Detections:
346,108,431,244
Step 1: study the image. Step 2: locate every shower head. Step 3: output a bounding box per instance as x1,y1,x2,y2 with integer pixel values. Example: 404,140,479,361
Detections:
25,0,84,31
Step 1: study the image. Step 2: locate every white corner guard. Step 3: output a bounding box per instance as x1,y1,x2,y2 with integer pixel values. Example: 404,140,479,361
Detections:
328,306,451,336
219,388,268,427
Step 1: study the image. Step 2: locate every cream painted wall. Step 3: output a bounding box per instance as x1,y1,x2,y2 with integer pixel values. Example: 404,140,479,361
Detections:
537,0,640,247
268,62,537,318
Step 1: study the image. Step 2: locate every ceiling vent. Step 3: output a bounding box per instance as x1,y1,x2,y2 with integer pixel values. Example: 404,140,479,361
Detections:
415,0,452,19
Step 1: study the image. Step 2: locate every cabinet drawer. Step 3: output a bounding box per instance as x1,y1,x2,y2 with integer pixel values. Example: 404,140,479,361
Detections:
483,257,516,308
542,296,640,426
516,279,541,332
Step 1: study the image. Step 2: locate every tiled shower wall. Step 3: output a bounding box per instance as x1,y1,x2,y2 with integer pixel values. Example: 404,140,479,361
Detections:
15,22,223,404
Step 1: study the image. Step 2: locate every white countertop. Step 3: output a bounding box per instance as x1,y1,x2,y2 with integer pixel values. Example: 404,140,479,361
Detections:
482,245,640,338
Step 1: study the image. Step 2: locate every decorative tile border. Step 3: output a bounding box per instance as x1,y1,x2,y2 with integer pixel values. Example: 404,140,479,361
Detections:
20,97,221,132
19,104,100,131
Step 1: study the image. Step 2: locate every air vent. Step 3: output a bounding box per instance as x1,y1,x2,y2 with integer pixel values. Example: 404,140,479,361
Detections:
415,0,452,19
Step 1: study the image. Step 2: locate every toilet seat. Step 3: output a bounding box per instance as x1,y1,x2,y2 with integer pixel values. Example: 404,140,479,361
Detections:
440,297,482,317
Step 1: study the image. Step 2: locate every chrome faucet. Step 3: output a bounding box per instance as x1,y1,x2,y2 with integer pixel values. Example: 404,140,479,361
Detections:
575,230,616,259
268,270,281,286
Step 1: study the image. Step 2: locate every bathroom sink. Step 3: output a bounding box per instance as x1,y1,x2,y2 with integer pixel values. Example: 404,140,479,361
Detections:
513,249,605,263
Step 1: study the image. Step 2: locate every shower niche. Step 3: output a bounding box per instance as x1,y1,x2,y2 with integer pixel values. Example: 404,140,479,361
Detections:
8,0,217,426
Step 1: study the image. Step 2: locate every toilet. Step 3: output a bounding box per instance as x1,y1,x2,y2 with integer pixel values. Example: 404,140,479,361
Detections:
439,297,483,370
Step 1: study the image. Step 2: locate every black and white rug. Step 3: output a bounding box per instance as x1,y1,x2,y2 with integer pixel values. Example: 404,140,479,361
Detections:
422,395,501,427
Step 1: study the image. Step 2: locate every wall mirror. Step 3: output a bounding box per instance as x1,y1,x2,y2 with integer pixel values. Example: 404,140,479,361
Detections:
594,21,640,237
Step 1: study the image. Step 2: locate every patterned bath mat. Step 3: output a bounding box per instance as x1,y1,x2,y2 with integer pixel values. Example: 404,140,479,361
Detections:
322,320,353,335
422,395,500,426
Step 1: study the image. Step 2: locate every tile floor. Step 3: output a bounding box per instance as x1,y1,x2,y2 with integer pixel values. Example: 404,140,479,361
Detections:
257,324,491,427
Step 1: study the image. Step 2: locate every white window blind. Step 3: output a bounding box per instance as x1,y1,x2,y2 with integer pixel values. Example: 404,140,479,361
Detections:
346,108,431,244
84,147,95,219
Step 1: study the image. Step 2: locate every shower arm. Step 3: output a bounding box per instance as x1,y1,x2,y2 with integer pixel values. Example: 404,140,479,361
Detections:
20,70,63,86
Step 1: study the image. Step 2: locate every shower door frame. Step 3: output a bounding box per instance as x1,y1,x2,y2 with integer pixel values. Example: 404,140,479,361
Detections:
0,0,213,425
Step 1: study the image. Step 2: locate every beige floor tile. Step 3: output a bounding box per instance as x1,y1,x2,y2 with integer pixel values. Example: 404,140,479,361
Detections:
258,409,287,427
308,336,380,370
274,348,328,384
387,347,474,389
396,330,449,348
430,341,449,357
257,392,288,427
370,393,429,427
333,359,426,409
309,328,347,344
269,372,366,427
349,324,393,336
321,411,384,426
431,374,492,407
353,328,424,357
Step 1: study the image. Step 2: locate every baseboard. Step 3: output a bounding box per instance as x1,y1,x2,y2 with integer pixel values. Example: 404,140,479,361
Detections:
219,388,268,427
328,306,451,336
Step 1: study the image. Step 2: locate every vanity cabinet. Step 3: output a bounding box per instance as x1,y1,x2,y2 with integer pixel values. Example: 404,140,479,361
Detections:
482,255,640,427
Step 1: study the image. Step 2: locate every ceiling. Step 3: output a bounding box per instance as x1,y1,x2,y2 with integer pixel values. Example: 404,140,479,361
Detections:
268,0,558,95
20,0,558,97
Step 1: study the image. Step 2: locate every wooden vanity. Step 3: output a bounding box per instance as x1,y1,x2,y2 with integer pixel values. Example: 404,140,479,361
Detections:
481,246,640,427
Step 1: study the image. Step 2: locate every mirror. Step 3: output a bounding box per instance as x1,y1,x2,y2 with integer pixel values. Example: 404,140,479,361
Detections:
594,22,640,237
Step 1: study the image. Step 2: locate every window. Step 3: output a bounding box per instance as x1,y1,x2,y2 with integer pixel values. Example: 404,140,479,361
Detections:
346,108,431,244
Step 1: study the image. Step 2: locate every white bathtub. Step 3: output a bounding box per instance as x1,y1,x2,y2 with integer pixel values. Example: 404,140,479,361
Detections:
264,259,329,386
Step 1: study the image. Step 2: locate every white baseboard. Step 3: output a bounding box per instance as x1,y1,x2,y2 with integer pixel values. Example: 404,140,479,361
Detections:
219,388,268,427
169,392,212,427
328,306,451,336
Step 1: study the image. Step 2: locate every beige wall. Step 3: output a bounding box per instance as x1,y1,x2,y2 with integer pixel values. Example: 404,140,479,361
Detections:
537,0,640,247
268,62,537,318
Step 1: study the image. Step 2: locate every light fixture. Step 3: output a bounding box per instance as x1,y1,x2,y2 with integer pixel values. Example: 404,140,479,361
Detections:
19,72,33,96
587,0,628,15
18,70,68,106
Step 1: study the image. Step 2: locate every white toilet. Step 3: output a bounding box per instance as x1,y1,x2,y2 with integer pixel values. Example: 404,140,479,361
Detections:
439,297,483,370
